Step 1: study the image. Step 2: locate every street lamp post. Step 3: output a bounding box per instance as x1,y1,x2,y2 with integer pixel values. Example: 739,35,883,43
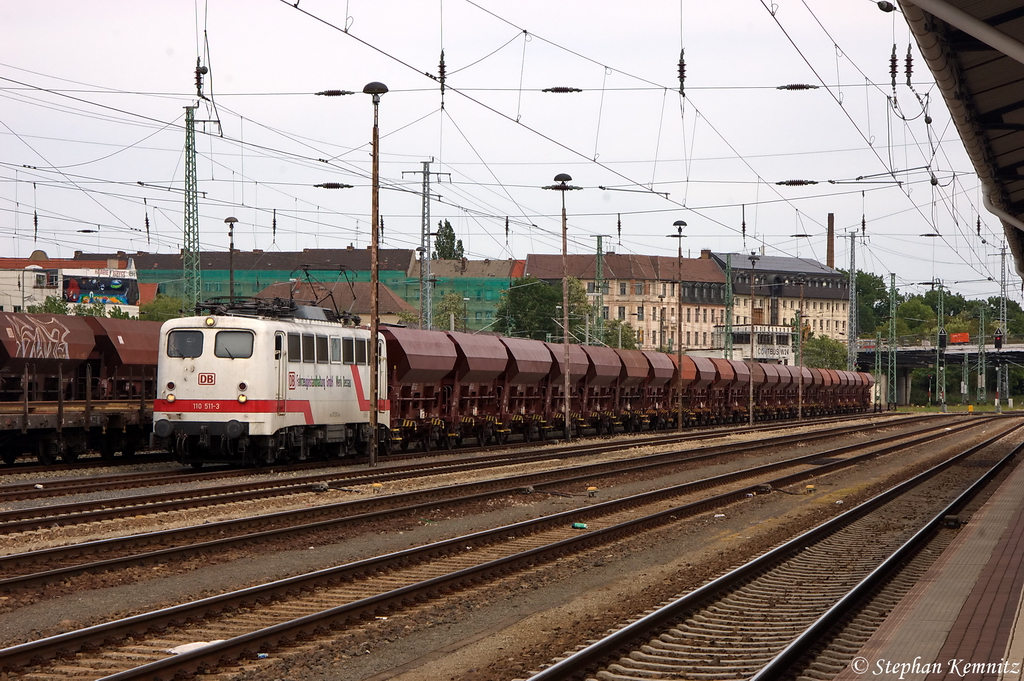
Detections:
748,252,760,426
668,220,686,431
364,81,387,467
224,216,238,304
544,173,582,441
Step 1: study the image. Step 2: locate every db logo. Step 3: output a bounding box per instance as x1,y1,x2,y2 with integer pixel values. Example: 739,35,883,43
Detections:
288,372,297,390
198,373,216,385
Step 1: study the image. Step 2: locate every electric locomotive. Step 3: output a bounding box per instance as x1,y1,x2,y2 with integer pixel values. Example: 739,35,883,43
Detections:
153,299,390,467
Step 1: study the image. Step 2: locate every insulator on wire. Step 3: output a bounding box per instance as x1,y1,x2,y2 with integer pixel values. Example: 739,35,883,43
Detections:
315,90,355,97
438,50,446,95
890,44,898,90
617,214,622,246
776,179,818,186
678,49,686,97
542,86,582,93
33,210,38,243
379,216,384,240
195,58,208,98
776,84,819,90
505,216,509,246
977,216,981,236
273,209,278,243
905,44,914,86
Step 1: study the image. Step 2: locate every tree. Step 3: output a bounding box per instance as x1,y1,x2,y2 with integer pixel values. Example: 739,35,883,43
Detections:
494,276,591,342
802,334,847,369
26,296,70,315
433,219,464,260
494,276,561,340
434,291,468,331
140,294,185,323
602,318,638,349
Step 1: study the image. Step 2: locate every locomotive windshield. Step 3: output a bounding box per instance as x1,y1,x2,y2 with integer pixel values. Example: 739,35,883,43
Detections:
214,330,254,359
167,330,204,358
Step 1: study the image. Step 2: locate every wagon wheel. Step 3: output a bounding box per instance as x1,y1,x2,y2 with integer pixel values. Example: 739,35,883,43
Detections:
496,430,508,446
443,433,455,450
1,450,18,465
522,425,532,442
422,433,434,452
35,440,56,466
400,436,410,452
61,446,79,464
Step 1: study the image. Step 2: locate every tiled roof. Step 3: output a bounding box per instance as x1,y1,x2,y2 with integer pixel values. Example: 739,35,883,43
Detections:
255,280,416,315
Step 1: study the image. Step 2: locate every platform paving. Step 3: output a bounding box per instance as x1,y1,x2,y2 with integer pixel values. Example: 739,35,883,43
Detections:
831,455,1024,680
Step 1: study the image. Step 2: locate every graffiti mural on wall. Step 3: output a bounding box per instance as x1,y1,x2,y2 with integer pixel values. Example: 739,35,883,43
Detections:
7,316,71,360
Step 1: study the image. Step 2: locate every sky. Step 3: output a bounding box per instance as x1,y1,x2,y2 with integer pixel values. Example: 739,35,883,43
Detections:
0,1,1016,306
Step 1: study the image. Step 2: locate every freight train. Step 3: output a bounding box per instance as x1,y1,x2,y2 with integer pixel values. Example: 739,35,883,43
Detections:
0,311,160,465
152,299,874,467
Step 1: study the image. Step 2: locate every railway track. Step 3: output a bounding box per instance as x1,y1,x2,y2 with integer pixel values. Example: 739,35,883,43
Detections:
0,415,977,595
0,416,1015,679
520,425,1021,681
0,413,920,531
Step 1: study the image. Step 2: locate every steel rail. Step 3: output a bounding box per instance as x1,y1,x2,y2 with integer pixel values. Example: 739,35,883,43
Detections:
524,422,1024,680
0,417,982,589
0,418,1009,677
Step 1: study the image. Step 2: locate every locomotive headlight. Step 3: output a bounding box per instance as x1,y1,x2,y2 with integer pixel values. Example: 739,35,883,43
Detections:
238,382,247,391
166,393,176,403
204,316,216,327
166,381,175,390
237,394,247,404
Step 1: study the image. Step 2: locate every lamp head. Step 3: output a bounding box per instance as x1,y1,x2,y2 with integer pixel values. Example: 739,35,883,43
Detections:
363,81,388,104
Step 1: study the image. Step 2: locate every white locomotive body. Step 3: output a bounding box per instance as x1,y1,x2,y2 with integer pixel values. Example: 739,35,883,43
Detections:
153,302,390,466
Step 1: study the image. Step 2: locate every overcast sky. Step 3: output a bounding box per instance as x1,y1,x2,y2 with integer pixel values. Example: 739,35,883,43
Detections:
0,1,1014,305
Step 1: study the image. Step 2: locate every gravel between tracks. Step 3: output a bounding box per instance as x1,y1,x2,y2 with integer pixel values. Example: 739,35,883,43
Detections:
0,414,1008,681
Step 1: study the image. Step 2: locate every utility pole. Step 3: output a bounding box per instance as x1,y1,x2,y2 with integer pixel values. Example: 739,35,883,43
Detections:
847,232,859,371
997,244,1009,412
724,254,734,359
182,104,201,314
977,306,986,404
594,235,609,346
888,273,897,409
403,161,449,330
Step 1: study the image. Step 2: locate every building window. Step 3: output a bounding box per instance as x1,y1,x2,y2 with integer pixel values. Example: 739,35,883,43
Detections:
652,308,658,321
703,309,708,323
619,282,627,295
634,283,644,295
587,281,595,293
636,306,644,321
661,283,667,296
602,306,609,320
686,308,691,323
686,331,691,345
618,306,625,320
703,331,708,346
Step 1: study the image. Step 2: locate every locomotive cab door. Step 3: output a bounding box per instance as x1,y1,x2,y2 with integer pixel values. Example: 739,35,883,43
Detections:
275,332,287,415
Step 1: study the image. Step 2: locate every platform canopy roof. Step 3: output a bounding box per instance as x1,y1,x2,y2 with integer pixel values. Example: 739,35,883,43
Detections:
900,0,1024,279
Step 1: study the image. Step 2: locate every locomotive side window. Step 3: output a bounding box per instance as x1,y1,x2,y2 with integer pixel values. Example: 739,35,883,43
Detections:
275,334,282,360
302,334,315,363
343,337,355,365
167,330,204,358
287,333,301,363
214,330,254,359
316,335,329,364
330,337,342,364
354,338,367,365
